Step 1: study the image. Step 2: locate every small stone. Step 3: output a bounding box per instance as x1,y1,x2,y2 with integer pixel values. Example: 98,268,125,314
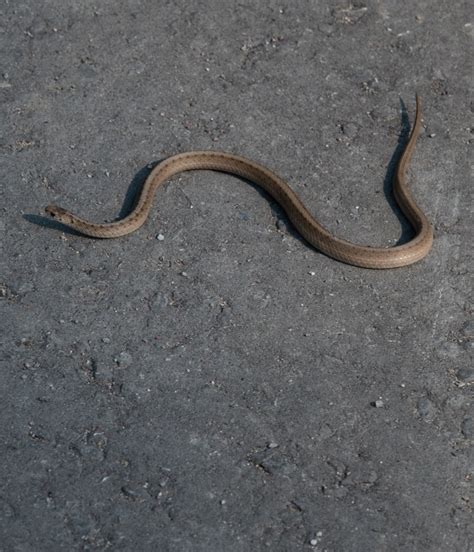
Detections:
318,23,335,35
446,395,470,409
102,337,111,344
437,342,461,359
156,233,165,241
116,351,132,367
251,449,294,476
417,397,436,420
310,538,318,546
340,122,358,139
461,417,474,439
456,367,474,384
267,442,278,449
372,399,384,408
462,321,474,338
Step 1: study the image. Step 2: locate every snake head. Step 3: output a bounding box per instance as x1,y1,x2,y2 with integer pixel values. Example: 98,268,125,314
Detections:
45,205,73,225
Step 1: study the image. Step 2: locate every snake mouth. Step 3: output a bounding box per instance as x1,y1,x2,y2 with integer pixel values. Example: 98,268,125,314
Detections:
45,205,68,219
45,205,76,228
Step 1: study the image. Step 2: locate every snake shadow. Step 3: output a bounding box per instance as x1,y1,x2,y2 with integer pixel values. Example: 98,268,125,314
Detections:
249,97,416,246
26,99,415,244
382,97,415,244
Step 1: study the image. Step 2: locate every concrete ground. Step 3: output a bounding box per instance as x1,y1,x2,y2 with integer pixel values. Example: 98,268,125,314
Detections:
1,1,472,550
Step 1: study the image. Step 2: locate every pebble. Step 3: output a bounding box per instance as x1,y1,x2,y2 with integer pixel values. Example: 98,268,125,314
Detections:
156,233,165,241
446,395,470,409
462,320,474,338
437,342,461,359
417,397,436,420
456,367,474,385
0,285,7,298
318,23,335,35
276,218,289,232
308,530,323,545
340,122,358,139
372,399,384,408
116,351,132,367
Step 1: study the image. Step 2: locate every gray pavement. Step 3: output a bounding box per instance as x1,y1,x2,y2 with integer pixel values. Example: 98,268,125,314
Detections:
1,1,472,551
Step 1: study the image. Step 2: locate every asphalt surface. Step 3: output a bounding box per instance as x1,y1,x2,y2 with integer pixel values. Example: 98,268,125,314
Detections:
1,1,472,551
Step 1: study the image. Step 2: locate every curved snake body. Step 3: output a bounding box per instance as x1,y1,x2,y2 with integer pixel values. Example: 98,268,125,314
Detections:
45,97,433,269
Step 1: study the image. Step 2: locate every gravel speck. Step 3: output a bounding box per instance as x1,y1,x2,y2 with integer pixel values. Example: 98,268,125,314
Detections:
276,218,290,232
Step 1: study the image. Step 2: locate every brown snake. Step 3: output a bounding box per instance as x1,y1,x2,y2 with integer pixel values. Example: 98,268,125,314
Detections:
45,96,433,269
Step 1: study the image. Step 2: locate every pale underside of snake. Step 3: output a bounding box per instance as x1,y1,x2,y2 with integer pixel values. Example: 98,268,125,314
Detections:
45,96,433,269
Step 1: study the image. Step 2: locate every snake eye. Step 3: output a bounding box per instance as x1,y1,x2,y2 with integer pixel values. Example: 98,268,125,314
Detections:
45,205,61,218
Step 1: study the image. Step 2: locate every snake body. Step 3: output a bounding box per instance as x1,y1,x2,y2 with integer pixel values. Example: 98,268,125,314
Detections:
45,97,433,269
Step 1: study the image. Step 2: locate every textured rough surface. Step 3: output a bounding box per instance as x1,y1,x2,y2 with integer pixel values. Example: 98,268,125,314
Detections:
1,1,472,551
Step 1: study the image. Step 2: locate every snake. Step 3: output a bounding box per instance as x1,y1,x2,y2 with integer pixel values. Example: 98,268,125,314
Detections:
45,96,433,269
